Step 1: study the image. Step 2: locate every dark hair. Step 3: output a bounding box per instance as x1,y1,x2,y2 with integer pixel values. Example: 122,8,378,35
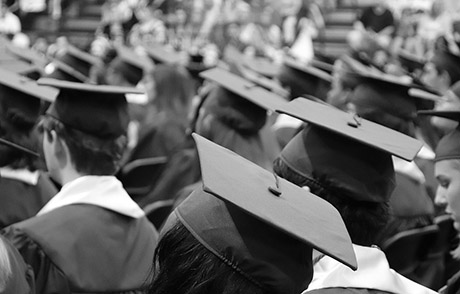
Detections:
149,221,265,294
40,115,127,175
273,157,389,246
0,118,39,170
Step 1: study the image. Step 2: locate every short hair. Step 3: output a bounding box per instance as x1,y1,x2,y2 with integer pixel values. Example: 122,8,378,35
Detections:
149,221,266,294
0,118,39,170
40,115,127,175
273,157,389,246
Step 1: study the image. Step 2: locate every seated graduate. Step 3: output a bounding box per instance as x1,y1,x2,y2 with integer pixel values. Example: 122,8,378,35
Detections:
421,40,460,95
1,79,159,294
346,73,437,245
139,67,286,208
419,111,460,294
148,134,358,294
272,98,437,293
429,81,460,136
0,138,37,294
0,69,58,229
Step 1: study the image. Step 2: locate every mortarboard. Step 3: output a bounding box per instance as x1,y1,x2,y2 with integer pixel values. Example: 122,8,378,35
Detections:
109,45,153,86
397,49,425,74
162,134,357,294
199,67,287,112
0,68,57,130
277,98,423,203
37,78,143,138
418,110,460,162
5,42,48,68
45,59,90,83
144,45,182,65
277,58,332,101
282,58,332,83
242,56,280,78
50,44,100,82
349,71,437,131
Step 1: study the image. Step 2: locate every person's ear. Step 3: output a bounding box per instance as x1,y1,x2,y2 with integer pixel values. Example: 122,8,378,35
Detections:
47,130,69,169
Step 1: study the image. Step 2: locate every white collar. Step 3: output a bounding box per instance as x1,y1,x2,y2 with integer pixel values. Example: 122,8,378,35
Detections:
304,245,436,294
37,176,144,218
0,167,39,185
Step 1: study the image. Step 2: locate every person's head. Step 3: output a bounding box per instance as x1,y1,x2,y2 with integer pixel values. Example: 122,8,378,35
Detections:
348,73,436,138
45,44,99,83
193,68,285,169
149,135,357,294
275,98,423,246
422,47,460,94
425,111,460,231
0,70,57,170
277,59,332,101
37,79,142,184
145,64,194,115
106,46,152,87
431,81,460,133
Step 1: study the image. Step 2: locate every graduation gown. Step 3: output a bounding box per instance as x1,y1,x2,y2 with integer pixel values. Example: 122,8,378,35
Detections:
1,176,158,294
0,235,34,294
304,245,436,294
0,168,56,229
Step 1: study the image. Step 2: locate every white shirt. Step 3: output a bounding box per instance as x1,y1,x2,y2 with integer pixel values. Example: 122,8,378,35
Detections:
37,176,144,218
304,245,436,294
0,167,39,185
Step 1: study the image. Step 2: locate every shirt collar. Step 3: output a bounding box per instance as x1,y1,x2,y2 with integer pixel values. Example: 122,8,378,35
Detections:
37,175,144,218
0,167,39,185
304,245,436,294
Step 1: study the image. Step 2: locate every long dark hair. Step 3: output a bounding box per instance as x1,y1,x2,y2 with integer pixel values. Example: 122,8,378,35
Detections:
273,157,389,246
149,221,265,294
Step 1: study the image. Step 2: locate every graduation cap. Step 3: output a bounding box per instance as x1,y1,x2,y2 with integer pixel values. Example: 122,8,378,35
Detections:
37,78,143,138
418,110,460,162
109,46,153,86
144,45,182,65
277,98,423,203
199,67,287,111
51,44,100,81
242,56,280,78
397,49,425,73
162,134,357,294
0,68,57,131
349,71,437,130
282,58,332,83
5,43,48,68
277,58,332,101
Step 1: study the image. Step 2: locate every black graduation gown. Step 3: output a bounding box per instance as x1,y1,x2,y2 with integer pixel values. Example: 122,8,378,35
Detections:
0,172,56,229
2,204,158,294
0,235,34,294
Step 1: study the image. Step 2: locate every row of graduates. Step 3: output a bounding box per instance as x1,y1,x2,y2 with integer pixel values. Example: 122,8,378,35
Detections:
0,31,459,293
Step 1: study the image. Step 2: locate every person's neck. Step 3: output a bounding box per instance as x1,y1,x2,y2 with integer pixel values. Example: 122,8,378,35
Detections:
58,168,86,187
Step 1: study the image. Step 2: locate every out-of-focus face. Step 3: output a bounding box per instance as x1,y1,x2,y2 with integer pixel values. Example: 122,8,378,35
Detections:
421,62,448,94
431,90,460,133
435,159,460,231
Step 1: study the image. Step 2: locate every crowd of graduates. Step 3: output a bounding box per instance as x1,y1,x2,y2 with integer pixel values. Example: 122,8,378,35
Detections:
1,0,460,293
